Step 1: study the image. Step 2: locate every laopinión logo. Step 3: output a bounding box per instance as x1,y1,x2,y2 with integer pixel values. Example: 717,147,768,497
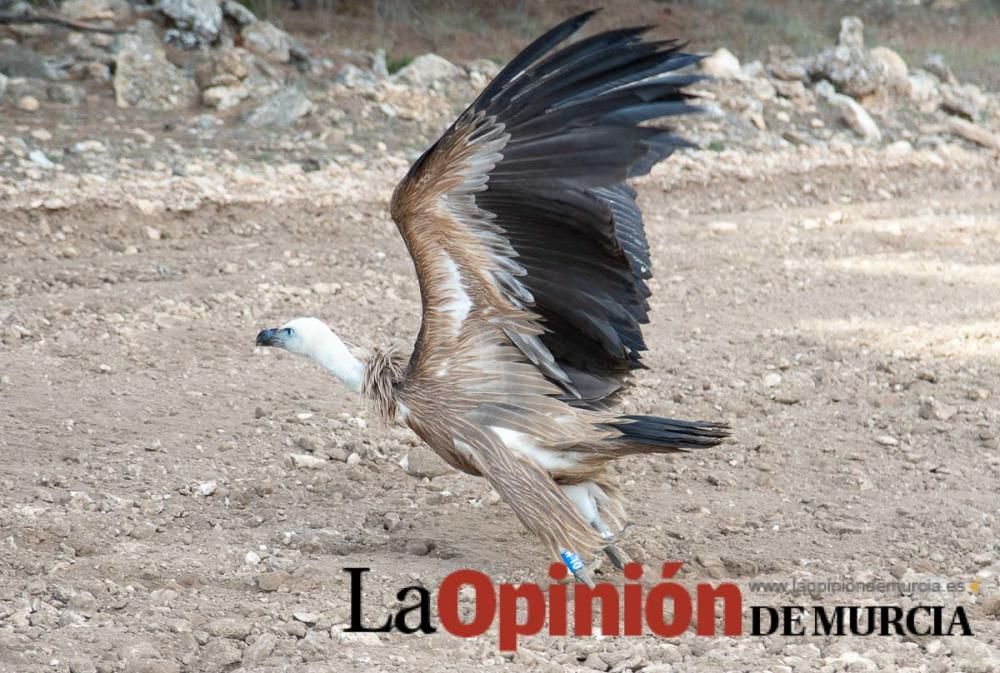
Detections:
344,562,974,651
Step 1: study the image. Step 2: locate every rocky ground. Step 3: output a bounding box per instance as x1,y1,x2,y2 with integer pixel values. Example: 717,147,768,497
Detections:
2,2,1000,672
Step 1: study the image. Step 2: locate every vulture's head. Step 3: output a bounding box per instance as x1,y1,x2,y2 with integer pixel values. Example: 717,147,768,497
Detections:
255,317,365,392
255,316,330,356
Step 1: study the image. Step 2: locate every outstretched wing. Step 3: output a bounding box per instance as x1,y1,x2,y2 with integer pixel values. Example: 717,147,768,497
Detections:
390,9,701,408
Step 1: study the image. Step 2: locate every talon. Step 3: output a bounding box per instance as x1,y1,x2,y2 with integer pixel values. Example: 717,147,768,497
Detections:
603,543,627,570
591,517,631,571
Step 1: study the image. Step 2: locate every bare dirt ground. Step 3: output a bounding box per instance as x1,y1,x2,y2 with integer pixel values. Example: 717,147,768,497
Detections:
2,138,999,672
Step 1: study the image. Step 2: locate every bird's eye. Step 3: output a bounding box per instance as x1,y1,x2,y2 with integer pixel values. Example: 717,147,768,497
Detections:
282,328,294,336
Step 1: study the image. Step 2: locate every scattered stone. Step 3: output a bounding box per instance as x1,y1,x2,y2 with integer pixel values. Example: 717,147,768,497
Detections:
885,140,913,159
17,95,40,112
202,84,249,110
940,82,987,121
392,53,463,86
816,80,882,143
222,0,257,26
206,617,253,639
907,69,941,108
195,47,250,88
947,117,1000,150
706,220,738,233
123,660,179,673
773,79,807,100
0,45,58,79
243,88,314,128
288,453,327,469
293,611,320,624
405,540,431,556
311,282,341,295
244,550,261,565
763,372,782,388
197,480,218,496
838,16,865,50
257,570,292,592
835,652,877,671
67,656,98,673
61,0,130,21
924,52,956,85
372,48,389,78
46,83,83,105
870,46,908,82
73,140,107,154
918,397,957,421
697,554,727,579
876,435,899,447
200,640,242,669
837,96,881,142
701,47,741,79
811,17,888,99
284,621,307,638
242,633,276,664
770,58,808,82
242,21,292,63
399,447,449,479
336,629,382,646
28,149,55,169
119,642,162,664
335,63,379,90
114,21,198,110
160,0,223,46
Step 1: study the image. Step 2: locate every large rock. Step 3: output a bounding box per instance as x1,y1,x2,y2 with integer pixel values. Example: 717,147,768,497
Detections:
241,20,291,63
202,84,249,110
907,69,941,109
923,53,957,85
770,59,808,82
700,47,741,79
195,47,250,88
159,0,223,46
869,46,907,82
61,0,131,21
221,0,256,26
871,46,910,96
399,447,450,480
243,87,314,128
335,63,379,90
940,82,987,121
47,83,84,105
838,16,864,49
810,16,888,99
816,79,881,143
947,117,999,150
392,53,463,86
0,45,59,80
113,21,198,110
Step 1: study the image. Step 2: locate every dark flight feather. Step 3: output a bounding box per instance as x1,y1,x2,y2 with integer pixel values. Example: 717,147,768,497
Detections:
453,11,702,406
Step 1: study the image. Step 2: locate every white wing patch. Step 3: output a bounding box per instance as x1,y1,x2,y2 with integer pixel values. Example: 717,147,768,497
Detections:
437,256,472,337
490,425,581,472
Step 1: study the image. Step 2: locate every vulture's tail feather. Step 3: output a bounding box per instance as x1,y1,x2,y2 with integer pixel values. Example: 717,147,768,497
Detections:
610,414,729,453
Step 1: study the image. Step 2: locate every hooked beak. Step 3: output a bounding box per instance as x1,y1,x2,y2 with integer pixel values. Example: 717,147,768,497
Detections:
256,328,282,347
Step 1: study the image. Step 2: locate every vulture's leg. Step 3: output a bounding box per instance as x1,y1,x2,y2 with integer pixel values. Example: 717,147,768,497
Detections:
561,483,630,571
455,421,605,588
591,517,629,570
